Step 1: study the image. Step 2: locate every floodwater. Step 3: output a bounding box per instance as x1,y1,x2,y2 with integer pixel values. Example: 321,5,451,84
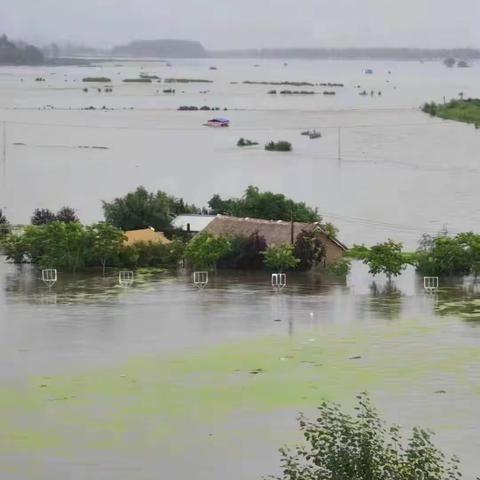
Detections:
1,260,480,479
1,58,480,479
0,59,480,247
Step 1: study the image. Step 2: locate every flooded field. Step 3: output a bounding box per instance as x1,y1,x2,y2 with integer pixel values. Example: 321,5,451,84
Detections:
1,58,480,479
1,59,480,248
1,260,480,479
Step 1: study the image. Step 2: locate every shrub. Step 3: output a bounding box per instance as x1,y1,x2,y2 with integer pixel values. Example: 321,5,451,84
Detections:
220,232,267,269
294,229,326,270
271,393,462,480
262,244,299,272
185,232,231,270
265,141,292,152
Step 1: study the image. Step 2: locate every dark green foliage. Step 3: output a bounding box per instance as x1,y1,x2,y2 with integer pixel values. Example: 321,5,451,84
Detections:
102,186,199,233
56,206,79,224
294,229,326,270
208,186,321,223
0,34,44,65
0,208,10,236
350,240,412,281
220,232,267,269
31,208,57,225
265,141,292,152
271,393,462,480
416,232,479,277
125,240,185,268
237,138,259,147
422,98,480,126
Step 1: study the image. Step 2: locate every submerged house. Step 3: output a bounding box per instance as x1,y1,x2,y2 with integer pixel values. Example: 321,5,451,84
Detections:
124,227,171,246
201,216,347,266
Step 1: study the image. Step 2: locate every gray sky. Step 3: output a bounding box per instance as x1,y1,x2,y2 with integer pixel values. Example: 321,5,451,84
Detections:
1,0,479,49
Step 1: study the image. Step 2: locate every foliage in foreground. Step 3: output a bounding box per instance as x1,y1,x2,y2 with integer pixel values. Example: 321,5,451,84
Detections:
271,393,462,480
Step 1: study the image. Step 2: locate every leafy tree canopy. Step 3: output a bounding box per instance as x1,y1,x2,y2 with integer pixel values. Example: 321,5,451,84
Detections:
102,186,199,233
185,232,231,270
271,393,461,480
208,186,322,224
262,244,300,272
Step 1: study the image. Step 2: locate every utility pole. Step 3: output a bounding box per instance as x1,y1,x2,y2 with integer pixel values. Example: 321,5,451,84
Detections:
337,126,342,161
1,121,6,213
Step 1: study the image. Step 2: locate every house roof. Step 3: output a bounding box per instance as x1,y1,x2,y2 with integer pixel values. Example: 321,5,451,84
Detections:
202,216,347,251
124,228,172,246
172,214,217,232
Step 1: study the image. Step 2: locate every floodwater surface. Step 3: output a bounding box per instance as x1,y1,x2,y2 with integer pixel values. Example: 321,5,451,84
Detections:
1,261,480,479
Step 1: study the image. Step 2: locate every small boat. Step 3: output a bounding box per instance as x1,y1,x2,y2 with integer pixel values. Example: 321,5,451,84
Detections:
364,68,373,74
205,117,230,128
209,66,217,70
309,130,322,139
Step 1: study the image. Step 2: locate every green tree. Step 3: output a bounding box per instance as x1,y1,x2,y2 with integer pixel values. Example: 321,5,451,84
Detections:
102,186,198,233
220,232,267,269
294,229,326,270
457,232,480,280
352,240,411,282
208,186,322,224
262,244,300,272
31,208,56,225
0,208,10,236
56,206,79,223
185,232,231,270
271,393,461,480
89,223,125,275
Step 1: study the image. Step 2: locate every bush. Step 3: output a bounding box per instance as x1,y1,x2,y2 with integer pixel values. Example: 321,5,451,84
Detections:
265,141,292,152
0,208,10,236
220,232,267,269
271,393,462,480
185,232,231,270
237,138,259,147
262,244,299,272
294,229,326,270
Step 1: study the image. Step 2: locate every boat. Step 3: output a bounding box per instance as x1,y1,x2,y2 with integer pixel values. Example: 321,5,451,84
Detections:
209,66,218,70
364,68,373,74
309,130,322,139
205,117,230,128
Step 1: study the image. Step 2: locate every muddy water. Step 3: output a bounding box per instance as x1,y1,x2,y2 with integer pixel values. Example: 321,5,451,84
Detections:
1,59,480,248
1,259,480,479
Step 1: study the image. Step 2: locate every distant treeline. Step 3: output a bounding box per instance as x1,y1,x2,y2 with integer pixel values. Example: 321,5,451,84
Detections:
0,34,44,65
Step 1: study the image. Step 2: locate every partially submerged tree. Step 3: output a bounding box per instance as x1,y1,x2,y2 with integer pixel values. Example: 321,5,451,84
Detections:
351,240,411,282
0,208,10,236
220,231,267,269
89,223,125,275
294,229,326,270
271,393,462,480
262,244,299,272
185,232,231,270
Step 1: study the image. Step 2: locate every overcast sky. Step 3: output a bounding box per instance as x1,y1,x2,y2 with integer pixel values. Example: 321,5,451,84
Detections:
1,0,479,49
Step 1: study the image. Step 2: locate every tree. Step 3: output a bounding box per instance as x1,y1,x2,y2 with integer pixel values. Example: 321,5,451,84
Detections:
262,244,299,272
89,223,125,275
352,240,411,282
457,232,480,281
294,229,326,270
271,393,462,480
0,208,10,236
31,208,57,225
208,186,322,224
102,186,198,233
444,57,456,68
185,232,231,270
56,206,79,224
220,231,267,269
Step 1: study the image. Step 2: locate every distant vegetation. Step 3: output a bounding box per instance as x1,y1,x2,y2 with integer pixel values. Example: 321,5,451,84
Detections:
422,99,480,128
237,138,259,147
123,78,152,83
164,78,213,83
112,39,207,58
265,141,292,152
0,34,44,65
82,77,112,83
177,105,226,111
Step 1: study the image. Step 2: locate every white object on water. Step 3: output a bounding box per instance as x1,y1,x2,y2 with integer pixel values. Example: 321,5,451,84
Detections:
119,271,134,287
272,273,287,290
424,276,439,292
41,269,57,288
193,271,209,289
